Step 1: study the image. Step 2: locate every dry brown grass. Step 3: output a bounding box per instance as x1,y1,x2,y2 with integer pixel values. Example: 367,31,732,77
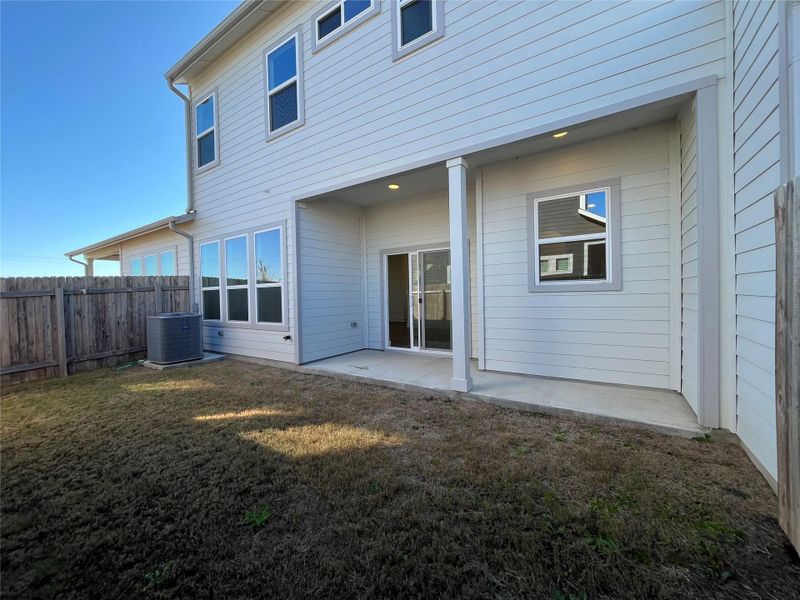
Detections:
1,360,798,599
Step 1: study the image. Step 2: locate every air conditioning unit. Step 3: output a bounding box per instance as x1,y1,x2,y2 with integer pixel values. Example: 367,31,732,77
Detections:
146,312,203,364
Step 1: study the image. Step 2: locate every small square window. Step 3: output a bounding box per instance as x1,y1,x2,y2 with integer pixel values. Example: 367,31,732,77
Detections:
527,181,621,292
317,6,341,40
393,0,444,60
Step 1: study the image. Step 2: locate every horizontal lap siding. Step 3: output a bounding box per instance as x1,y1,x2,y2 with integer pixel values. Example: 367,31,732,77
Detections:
119,229,190,277
680,100,699,413
481,124,674,388
298,201,364,363
364,192,477,356
180,0,725,364
732,0,781,479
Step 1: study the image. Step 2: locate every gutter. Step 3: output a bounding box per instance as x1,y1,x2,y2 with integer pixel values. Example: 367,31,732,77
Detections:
167,78,194,214
168,219,197,313
68,255,89,275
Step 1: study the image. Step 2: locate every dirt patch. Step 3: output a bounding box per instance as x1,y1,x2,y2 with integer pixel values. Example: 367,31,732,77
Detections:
1,360,798,599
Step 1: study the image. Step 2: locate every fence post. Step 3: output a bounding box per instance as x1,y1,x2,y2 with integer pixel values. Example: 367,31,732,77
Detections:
775,177,800,551
54,282,68,377
154,281,163,314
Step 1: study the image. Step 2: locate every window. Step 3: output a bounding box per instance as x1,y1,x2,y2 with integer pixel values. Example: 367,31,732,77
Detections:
312,0,378,52
265,29,304,138
160,250,176,276
392,0,444,60
527,179,621,292
199,223,287,327
131,257,142,276
225,236,249,322
200,242,221,320
194,92,218,170
254,228,283,323
144,254,158,276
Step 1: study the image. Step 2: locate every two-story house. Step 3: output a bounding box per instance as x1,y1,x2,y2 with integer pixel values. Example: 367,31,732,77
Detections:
67,0,800,489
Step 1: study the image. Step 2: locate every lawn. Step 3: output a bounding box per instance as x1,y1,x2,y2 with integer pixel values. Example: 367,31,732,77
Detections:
1,360,798,599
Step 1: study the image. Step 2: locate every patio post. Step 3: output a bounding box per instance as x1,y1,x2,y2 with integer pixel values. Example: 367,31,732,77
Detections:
447,157,473,392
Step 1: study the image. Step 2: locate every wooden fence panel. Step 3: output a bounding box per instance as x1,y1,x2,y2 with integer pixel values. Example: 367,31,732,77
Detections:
0,276,190,385
775,178,800,551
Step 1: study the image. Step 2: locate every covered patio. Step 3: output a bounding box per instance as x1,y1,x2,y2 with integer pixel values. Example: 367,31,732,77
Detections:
306,349,702,436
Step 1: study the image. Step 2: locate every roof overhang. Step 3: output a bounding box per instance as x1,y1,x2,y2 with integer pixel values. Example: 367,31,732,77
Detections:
65,213,196,260
165,0,284,85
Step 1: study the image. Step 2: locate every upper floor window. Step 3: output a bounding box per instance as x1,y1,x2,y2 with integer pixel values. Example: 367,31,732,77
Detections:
527,180,621,293
194,92,218,171
312,0,379,52
392,0,444,60
265,29,304,139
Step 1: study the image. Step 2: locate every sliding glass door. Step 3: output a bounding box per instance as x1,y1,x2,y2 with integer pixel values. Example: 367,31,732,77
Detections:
386,249,451,352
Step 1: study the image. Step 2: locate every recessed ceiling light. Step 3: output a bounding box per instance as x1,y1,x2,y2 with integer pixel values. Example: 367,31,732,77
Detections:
552,131,568,138
388,183,400,190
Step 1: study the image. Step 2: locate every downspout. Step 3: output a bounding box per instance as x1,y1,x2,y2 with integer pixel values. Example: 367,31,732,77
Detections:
166,77,194,213
169,220,196,313
68,255,89,275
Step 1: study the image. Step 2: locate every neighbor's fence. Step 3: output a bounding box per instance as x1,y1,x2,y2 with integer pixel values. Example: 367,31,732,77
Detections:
775,177,799,552
0,276,189,385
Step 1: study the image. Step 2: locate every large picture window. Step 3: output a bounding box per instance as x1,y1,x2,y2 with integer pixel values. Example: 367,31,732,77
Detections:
194,92,218,170
199,223,286,328
265,29,304,138
527,180,621,292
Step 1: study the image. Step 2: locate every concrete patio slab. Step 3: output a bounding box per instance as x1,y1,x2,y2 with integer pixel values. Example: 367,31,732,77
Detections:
306,350,703,437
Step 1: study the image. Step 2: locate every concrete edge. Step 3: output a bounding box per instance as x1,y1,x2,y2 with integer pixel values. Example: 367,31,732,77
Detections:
228,353,706,439
143,352,225,371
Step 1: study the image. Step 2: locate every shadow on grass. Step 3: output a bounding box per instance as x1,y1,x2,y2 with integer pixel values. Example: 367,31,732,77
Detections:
1,360,799,599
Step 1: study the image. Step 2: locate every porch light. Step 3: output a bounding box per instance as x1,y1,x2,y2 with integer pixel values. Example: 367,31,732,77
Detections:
552,131,568,138
388,183,400,190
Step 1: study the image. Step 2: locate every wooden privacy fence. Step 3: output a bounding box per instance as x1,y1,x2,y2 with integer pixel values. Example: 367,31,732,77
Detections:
0,276,190,385
775,177,799,552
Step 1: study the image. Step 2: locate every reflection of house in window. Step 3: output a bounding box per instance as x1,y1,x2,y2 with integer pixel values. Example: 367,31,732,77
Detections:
539,254,573,277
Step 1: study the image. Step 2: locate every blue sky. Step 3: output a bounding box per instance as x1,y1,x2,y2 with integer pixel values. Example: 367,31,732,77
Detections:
1,0,238,276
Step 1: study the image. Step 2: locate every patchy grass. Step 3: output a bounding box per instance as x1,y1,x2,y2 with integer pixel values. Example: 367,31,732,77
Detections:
1,360,798,599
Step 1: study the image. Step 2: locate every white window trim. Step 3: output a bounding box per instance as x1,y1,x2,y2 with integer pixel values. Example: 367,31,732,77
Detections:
253,226,286,325
540,253,574,276
193,90,220,173
264,27,305,141
224,235,250,323
197,222,289,331
200,241,222,322
526,179,622,293
311,0,381,52
391,0,445,61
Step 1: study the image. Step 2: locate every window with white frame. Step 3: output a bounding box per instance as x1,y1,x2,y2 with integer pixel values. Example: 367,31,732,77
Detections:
266,30,303,137
312,0,377,50
225,236,249,322
392,0,444,60
199,225,286,326
160,250,176,276
195,92,218,170
200,241,221,320
527,180,621,292
254,228,283,323
131,257,142,276
144,254,158,276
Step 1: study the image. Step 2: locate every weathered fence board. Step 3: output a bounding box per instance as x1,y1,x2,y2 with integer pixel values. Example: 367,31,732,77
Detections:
775,177,800,552
0,276,190,385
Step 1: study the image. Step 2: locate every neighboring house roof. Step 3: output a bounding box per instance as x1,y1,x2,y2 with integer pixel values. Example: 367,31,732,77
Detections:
65,213,195,260
165,0,283,84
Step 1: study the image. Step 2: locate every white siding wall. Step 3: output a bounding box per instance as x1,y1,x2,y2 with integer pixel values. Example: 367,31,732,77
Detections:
480,123,677,388
680,100,699,413
119,229,190,277
177,0,726,364
297,200,364,363
363,191,477,357
732,0,782,479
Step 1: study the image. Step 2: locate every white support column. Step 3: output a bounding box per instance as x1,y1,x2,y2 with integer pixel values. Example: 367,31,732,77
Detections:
447,157,472,392
86,258,95,277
